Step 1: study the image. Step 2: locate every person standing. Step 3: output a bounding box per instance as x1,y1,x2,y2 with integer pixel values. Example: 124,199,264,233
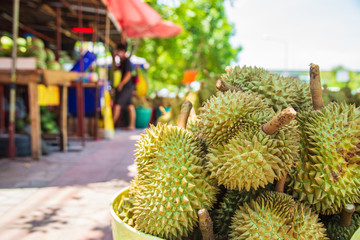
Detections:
112,42,136,130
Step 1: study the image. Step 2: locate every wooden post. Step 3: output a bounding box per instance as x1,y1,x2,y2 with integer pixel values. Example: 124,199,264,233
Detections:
0,85,4,133
76,81,85,145
8,0,20,158
60,86,68,152
28,82,41,159
78,0,85,147
56,7,62,61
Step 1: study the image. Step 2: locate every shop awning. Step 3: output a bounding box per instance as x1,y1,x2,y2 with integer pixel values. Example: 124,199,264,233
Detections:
125,20,182,39
103,0,182,38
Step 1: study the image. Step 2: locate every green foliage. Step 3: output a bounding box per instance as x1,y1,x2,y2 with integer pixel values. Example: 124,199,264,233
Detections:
134,0,241,91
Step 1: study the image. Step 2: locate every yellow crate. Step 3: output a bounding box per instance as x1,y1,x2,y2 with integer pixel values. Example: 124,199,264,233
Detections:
38,84,60,106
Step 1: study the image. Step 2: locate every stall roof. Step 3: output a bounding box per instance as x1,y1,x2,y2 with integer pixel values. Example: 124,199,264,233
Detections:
0,0,122,50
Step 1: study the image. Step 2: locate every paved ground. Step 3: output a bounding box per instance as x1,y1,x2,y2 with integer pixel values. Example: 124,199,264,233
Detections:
0,129,144,240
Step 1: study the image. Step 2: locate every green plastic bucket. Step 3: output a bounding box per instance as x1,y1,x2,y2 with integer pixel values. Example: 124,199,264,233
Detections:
110,187,163,240
135,107,152,129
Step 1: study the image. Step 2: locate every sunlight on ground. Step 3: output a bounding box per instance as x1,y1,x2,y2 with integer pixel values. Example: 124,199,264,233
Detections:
129,134,141,141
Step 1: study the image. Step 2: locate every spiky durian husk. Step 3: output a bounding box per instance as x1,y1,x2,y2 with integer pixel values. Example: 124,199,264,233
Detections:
229,191,328,240
289,103,360,215
135,123,167,182
326,213,360,240
117,194,136,227
207,120,299,191
213,188,261,238
229,191,295,240
198,91,273,147
221,65,312,112
132,124,218,240
116,177,140,227
292,204,328,240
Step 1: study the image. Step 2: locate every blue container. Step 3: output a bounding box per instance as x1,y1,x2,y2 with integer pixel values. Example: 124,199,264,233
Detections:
68,86,102,117
71,51,97,72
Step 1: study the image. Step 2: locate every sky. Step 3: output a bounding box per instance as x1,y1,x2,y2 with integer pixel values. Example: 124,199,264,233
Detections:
224,0,360,71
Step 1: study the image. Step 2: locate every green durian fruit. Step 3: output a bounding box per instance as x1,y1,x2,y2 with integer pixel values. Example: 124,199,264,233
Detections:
132,123,218,240
135,123,167,182
117,178,140,227
208,125,299,191
229,191,296,240
221,65,312,112
197,91,273,147
200,91,299,191
292,204,328,240
117,195,136,227
229,191,328,240
289,103,360,215
213,188,261,238
326,212,360,240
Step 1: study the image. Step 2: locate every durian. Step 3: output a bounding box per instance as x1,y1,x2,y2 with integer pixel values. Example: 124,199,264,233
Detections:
199,91,299,191
131,101,218,239
289,102,360,215
213,188,261,238
292,204,328,240
198,91,274,147
229,191,328,240
220,65,312,112
289,63,360,215
229,191,296,239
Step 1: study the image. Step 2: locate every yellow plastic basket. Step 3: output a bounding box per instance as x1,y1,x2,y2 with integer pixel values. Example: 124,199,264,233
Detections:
351,227,360,240
110,187,163,240
111,187,360,240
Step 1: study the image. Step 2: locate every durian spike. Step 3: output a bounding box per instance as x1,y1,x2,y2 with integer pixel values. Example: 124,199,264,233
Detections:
309,63,324,110
158,106,167,116
340,204,355,227
216,79,241,92
198,208,215,240
177,100,193,129
262,107,297,135
275,174,287,193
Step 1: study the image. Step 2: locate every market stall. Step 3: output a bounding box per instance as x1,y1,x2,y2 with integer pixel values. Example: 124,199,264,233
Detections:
0,0,123,158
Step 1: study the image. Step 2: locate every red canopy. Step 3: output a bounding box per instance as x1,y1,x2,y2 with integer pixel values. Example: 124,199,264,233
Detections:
125,20,182,39
104,0,161,32
104,0,182,38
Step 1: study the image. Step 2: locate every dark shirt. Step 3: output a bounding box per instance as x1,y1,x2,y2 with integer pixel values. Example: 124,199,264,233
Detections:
119,57,133,90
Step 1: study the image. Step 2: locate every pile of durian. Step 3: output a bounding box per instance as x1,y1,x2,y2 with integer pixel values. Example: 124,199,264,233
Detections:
115,63,360,240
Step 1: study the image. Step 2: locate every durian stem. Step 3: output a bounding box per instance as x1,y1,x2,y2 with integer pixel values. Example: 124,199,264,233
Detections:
216,79,241,93
309,63,324,110
159,106,167,116
177,100,193,129
262,107,297,135
198,209,215,240
275,174,287,193
340,204,355,227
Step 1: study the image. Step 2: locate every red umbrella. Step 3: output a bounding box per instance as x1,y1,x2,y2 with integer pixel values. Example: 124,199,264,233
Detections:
104,0,162,33
125,20,182,38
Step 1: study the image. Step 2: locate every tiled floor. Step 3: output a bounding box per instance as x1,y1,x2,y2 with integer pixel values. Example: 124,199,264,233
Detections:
0,129,144,240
